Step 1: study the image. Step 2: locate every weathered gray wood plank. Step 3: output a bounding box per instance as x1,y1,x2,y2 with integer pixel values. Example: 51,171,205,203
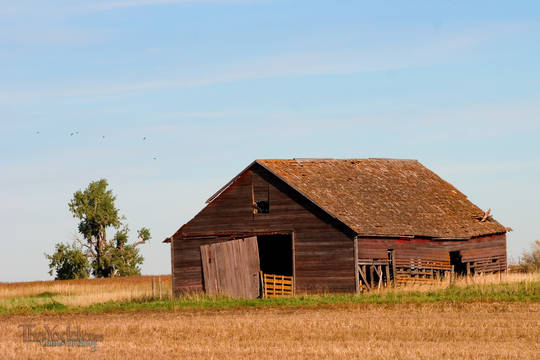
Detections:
200,237,260,298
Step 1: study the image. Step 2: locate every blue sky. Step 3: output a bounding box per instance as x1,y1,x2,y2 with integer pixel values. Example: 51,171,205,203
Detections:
1,0,539,281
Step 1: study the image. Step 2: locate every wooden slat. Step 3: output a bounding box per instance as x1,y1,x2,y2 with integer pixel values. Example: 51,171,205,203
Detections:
358,265,370,290
200,244,218,295
263,279,293,285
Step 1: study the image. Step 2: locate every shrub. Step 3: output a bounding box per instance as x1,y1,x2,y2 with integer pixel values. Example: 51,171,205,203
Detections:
517,240,540,273
45,242,91,280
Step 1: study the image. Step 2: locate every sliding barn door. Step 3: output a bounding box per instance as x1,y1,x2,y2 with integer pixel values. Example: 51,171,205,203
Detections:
200,237,260,298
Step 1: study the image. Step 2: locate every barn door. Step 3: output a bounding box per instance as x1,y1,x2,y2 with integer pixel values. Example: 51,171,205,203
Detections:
200,237,260,298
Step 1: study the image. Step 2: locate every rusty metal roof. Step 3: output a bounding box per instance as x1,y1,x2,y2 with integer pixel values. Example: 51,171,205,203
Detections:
255,158,506,239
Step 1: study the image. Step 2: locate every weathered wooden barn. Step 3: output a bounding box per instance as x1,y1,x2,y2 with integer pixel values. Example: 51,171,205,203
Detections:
164,158,507,297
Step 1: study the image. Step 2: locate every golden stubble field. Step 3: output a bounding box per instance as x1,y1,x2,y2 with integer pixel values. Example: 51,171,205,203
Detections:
1,302,539,360
0,275,172,307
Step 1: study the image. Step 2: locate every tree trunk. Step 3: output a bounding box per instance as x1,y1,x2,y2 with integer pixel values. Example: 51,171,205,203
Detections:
95,226,106,276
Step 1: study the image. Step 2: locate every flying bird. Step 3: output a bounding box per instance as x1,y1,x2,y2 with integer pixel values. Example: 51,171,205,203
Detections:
143,137,146,140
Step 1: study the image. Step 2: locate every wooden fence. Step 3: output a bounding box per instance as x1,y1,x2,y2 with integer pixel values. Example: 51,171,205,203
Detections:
358,259,390,291
357,257,453,290
465,254,506,275
260,272,293,297
394,258,452,285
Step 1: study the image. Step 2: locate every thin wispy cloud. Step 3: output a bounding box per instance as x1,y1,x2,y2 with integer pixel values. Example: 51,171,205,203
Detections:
0,23,514,104
160,111,228,119
0,0,256,19
437,161,540,176
85,0,256,12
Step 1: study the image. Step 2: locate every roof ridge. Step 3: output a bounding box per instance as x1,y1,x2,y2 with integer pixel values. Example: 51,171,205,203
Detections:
256,158,419,162
367,157,418,161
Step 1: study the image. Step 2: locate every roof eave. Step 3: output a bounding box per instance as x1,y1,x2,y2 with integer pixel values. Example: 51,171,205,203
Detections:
354,229,507,241
206,160,258,204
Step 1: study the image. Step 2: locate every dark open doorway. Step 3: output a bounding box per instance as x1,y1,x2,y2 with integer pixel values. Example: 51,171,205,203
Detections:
450,251,466,276
257,234,293,276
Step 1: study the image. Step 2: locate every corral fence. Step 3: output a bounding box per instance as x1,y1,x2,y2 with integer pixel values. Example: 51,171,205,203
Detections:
260,272,293,298
358,255,507,291
358,257,454,290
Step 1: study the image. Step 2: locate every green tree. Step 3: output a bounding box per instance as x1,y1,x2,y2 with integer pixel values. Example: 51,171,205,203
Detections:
96,226,149,277
45,242,91,280
51,178,151,278
518,240,540,273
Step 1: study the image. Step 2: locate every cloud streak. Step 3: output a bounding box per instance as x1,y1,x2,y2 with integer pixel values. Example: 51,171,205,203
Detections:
0,23,511,104
85,0,257,12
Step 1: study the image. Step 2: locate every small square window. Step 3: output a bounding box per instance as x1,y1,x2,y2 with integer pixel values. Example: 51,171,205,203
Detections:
256,200,269,214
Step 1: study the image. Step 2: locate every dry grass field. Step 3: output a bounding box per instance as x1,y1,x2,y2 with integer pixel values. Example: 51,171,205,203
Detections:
1,302,539,359
1,273,539,359
0,275,172,307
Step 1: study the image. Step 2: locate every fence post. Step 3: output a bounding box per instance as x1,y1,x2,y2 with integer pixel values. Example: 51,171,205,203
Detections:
354,237,359,293
152,277,156,298
391,254,397,287
370,264,375,289
385,264,391,288
159,276,162,300
450,265,455,286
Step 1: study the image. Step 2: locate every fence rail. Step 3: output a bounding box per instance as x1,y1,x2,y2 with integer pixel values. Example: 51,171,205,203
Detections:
357,258,454,289
394,258,452,285
260,272,293,297
464,255,506,274
357,253,507,291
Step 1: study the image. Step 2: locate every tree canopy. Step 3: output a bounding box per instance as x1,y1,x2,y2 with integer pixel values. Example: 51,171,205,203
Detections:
45,242,91,280
46,179,151,279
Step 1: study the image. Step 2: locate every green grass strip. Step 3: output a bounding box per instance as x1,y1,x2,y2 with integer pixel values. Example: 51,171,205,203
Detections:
1,280,538,315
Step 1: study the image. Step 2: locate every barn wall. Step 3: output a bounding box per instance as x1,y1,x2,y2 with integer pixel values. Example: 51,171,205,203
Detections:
172,164,356,296
357,233,507,272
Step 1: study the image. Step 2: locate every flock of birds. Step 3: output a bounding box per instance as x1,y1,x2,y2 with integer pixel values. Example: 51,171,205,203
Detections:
35,130,158,160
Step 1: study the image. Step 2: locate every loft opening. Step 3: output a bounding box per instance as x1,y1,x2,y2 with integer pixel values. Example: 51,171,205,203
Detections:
252,176,270,214
257,234,293,276
256,200,269,214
